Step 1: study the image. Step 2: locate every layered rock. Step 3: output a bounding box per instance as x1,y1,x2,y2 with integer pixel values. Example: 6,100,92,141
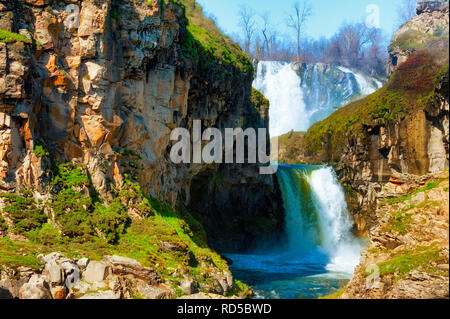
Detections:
0,252,235,299
340,172,449,299
0,0,282,253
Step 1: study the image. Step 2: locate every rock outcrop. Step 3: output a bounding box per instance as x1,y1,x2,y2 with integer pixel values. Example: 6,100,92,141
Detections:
339,172,449,299
1,252,233,299
388,0,449,75
0,0,282,254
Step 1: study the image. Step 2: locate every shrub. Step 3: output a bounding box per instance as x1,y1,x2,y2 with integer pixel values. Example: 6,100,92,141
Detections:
33,144,50,157
27,223,62,245
49,189,93,238
92,200,129,244
0,193,47,234
52,163,90,188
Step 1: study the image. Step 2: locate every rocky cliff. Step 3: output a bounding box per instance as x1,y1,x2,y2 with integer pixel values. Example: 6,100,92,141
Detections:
388,0,449,75
0,0,283,299
278,3,449,228
339,172,449,299
306,2,450,298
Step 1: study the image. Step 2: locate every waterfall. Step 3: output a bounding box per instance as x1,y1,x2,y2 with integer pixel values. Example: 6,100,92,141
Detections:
253,61,382,137
277,164,363,274
253,62,307,137
226,164,363,298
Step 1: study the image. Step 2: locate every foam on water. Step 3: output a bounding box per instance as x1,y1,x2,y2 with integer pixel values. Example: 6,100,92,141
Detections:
228,165,364,299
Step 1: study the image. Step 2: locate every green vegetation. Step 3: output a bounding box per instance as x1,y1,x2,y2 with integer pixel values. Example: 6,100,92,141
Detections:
49,188,94,239
276,131,306,164
110,10,119,21
388,30,447,52
385,211,413,235
0,215,8,232
33,143,50,158
51,163,90,189
0,238,42,269
379,178,447,206
318,287,346,299
26,223,63,246
227,279,252,298
0,192,46,234
302,49,447,162
0,160,240,295
0,29,31,44
250,88,269,110
377,246,445,281
177,0,253,74
92,201,129,244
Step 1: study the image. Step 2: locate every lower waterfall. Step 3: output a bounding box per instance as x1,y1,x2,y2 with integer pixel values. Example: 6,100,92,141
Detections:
227,165,363,299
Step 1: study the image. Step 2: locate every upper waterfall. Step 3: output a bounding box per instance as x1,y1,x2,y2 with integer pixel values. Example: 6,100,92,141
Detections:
253,61,382,137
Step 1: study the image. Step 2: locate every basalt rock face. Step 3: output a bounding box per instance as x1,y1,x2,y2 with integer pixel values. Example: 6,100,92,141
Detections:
0,0,282,253
188,89,284,251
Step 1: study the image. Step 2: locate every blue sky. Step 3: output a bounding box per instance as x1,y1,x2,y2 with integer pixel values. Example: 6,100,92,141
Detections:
197,0,404,41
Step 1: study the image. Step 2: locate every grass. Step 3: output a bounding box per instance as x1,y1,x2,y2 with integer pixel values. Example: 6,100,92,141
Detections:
0,239,41,269
0,29,31,44
388,29,448,52
319,287,346,299
0,160,242,295
377,246,445,281
379,178,447,206
177,0,253,74
385,211,413,235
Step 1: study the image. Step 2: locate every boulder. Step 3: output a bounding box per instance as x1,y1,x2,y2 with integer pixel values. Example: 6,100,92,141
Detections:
83,261,109,283
137,284,175,299
0,286,13,299
19,275,52,299
44,262,63,285
76,257,90,270
0,277,30,299
79,290,119,299
178,279,199,295
103,255,161,285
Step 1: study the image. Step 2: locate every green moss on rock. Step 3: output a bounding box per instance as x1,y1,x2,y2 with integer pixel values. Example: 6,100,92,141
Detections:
0,29,31,44
178,0,253,74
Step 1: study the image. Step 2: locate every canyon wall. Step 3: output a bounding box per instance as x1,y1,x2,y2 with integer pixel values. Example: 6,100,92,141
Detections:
0,0,283,252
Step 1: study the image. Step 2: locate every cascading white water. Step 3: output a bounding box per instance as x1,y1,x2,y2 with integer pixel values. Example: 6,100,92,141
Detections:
337,66,382,96
277,165,363,275
307,167,363,273
227,164,363,299
253,61,382,137
253,62,307,137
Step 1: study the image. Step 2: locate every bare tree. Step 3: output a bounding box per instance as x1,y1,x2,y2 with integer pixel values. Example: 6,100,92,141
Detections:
238,5,256,55
287,1,313,62
397,0,419,27
260,12,272,58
